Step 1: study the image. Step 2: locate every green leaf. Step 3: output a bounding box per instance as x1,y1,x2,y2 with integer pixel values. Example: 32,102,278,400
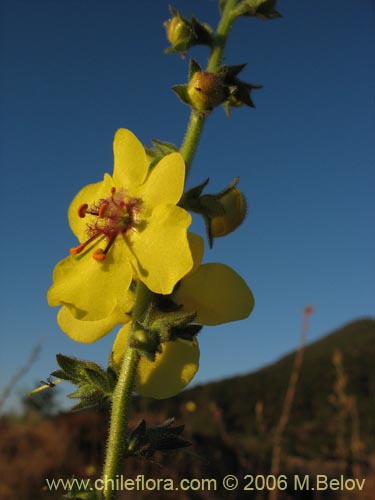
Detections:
56,354,84,382
50,368,74,382
127,418,191,458
83,367,111,394
128,419,147,453
68,384,98,400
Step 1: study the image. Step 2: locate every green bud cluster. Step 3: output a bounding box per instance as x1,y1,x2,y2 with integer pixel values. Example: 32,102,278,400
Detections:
128,295,202,363
164,6,213,55
173,59,262,115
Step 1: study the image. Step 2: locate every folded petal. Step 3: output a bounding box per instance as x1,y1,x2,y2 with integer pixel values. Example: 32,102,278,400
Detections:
57,300,132,343
113,129,148,189
128,205,193,294
173,263,254,325
47,241,133,320
138,152,185,208
113,324,199,399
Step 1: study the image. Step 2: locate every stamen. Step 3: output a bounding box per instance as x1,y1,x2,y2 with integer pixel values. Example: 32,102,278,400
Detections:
92,236,117,262
70,233,101,255
111,187,116,195
98,202,108,218
78,204,88,218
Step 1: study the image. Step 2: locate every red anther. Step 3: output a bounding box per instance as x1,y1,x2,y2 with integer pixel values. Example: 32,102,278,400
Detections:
98,203,108,218
92,248,106,261
70,242,87,255
111,187,116,195
78,204,88,218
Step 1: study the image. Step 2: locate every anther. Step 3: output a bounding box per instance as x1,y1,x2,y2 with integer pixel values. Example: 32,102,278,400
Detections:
93,248,106,261
111,187,116,195
70,242,88,255
98,203,108,218
78,204,88,218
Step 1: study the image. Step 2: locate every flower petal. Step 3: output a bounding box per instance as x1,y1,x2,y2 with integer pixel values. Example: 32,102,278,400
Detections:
57,300,132,343
128,205,193,294
173,263,254,325
112,324,199,399
187,232,204,275
47,240,133,320
138,152,185,207
68,174,113,241
113,129,148,189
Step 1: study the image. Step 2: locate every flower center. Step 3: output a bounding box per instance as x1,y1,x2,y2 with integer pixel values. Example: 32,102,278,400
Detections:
70,187,141,261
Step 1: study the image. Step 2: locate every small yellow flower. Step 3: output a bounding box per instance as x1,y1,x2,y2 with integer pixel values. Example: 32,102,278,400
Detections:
112,234,254,399
184,400,197,413
47,129,193,342
210,183,247,239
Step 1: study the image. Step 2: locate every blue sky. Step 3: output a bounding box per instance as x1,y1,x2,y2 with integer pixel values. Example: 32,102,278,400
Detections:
0,0,374,410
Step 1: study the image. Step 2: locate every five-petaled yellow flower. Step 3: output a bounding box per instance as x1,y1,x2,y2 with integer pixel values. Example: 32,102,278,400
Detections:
47,129,193,342
112,234,254,399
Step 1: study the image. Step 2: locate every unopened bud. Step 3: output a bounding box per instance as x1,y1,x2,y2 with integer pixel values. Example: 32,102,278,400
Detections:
187,72,226,112
210,185,247,238
165,15,192,50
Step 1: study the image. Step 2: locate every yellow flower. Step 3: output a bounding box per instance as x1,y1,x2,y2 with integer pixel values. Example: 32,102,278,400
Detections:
47,129,193,342
184,400,197,413
112,324,199,400
172,234,254,326
112,234,254,399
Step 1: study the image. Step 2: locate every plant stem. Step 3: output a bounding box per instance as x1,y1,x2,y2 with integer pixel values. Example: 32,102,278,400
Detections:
102,282,152,500
180,0,237,176
101,3,238,497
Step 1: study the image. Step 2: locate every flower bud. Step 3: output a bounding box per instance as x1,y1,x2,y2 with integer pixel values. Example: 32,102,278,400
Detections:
210,185,247,238
165,14,192,50
187,71,226,112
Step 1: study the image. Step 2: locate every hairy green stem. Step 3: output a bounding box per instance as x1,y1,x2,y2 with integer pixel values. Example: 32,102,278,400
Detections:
101,2,238,498
102,282,152,500
180,0,237,176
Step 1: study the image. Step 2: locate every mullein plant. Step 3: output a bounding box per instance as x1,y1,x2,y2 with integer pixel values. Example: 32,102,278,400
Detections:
35,1,281,498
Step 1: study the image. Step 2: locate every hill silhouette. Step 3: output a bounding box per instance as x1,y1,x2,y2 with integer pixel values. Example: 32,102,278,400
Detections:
1,317,374,499
138,317,375,458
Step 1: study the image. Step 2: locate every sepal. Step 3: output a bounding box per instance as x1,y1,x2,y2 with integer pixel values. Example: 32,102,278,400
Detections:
150,310,198,343
232,0,282,20
172,84,190,105
219,64,262,115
